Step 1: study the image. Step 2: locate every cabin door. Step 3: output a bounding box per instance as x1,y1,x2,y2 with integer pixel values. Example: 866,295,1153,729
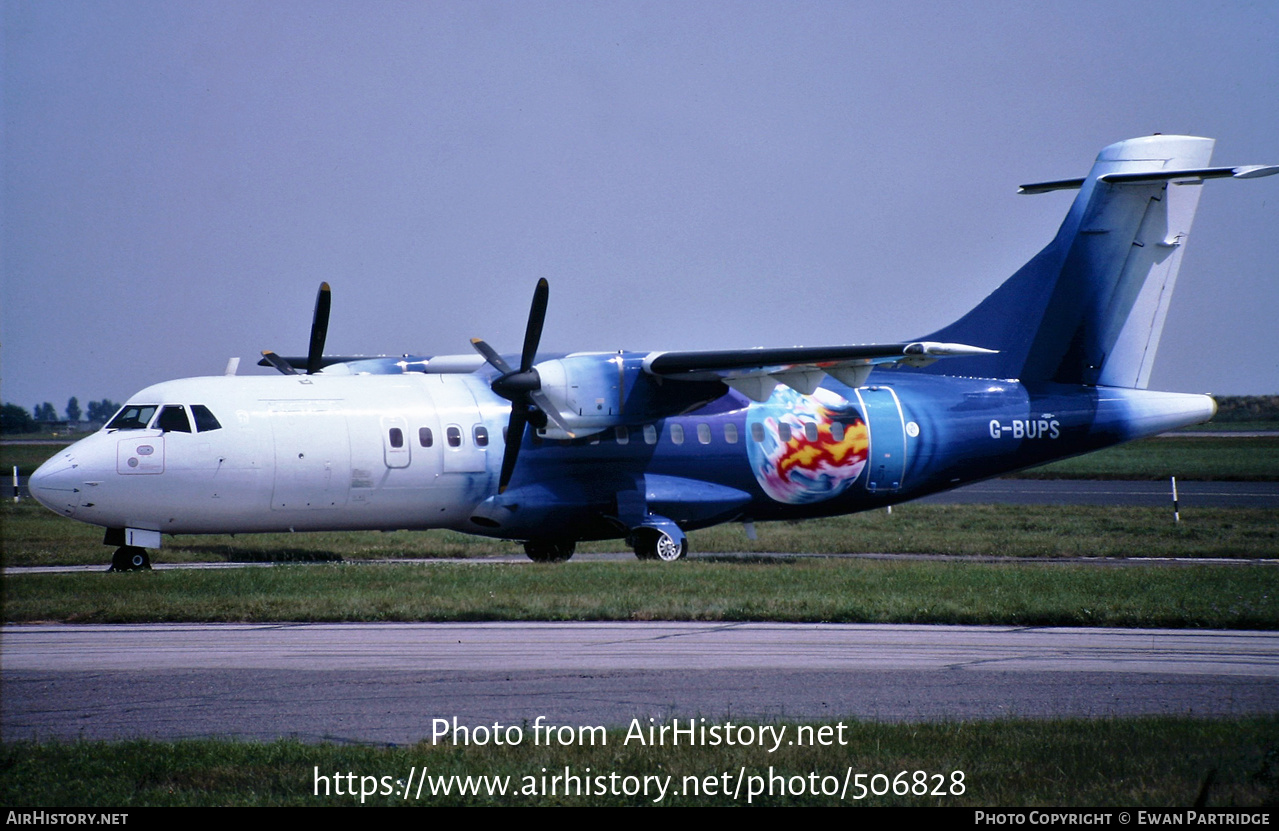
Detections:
856,386,907,493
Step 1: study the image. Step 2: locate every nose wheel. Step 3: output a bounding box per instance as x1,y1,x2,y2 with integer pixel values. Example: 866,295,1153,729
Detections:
109,546,152,572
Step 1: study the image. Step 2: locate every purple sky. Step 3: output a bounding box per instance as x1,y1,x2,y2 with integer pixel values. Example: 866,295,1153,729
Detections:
4,1,1277,413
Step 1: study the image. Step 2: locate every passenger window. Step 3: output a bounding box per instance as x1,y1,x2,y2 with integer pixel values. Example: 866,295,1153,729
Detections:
419,427,433,447
107,405,158,431
190,405,222,432
804,422,819,442
615,426,629,445
669,423,684,445
724,423,739,444
697,423,711,444
643,424,657,445
389,427,404,448
474,426,489,447
778,423,792,442
155,405,192,433
831,422,846,442
750,422,765,442
446,426,462,448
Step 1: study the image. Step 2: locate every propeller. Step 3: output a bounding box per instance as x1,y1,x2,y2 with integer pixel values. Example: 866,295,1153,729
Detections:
471,278,574,493
261,282,332,375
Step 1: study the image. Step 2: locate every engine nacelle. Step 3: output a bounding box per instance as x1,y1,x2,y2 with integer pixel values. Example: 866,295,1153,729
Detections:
534,352,726,439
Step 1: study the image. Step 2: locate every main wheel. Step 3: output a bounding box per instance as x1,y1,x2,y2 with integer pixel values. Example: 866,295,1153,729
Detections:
109,546,152,571
633,530,687,561
523,540,575,563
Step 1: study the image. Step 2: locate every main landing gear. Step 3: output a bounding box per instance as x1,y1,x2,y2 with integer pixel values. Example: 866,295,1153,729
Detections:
109,546,152,572
524,540,576,563
633,528,688,562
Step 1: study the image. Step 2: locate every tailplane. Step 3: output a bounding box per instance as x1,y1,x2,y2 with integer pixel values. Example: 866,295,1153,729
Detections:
919,135,1276,388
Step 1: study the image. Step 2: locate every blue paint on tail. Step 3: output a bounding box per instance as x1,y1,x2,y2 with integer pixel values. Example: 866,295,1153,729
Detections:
916,135,1215,388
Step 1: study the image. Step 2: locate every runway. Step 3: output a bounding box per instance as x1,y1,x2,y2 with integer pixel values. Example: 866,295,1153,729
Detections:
5,623,1277,744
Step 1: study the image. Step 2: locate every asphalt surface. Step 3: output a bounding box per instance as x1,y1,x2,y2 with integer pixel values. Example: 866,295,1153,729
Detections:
6,461,1276,744
4,623,1277,744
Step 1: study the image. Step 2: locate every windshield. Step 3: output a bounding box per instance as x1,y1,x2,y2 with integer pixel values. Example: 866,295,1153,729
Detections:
106,405,158,430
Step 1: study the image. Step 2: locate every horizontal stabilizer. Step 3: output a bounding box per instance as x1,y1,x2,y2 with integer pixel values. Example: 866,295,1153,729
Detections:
1020,165,1279,194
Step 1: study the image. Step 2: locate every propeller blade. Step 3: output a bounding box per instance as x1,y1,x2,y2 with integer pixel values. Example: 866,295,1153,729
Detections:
260,350,298,375
519,278,549,372
529,390,575,437
474,279,568,493
498,407,529,494
470,338,513,375
306,282,331,375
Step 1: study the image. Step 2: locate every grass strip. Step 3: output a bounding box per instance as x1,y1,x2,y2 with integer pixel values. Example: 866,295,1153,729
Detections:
1012,436,1279,480
3,717,1276,806
4,502,1277,567
5,559,1276,628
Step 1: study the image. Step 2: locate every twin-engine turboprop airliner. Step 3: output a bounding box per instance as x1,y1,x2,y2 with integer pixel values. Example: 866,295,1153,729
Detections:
29,135,1277,569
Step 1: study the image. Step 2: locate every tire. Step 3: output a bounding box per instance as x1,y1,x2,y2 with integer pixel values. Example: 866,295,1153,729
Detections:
109,546,152,571
524,540,575,563
633,530,687,562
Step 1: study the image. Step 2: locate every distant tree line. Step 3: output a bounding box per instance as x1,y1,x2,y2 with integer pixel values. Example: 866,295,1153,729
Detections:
1,398,121,434
1212,395,1279,423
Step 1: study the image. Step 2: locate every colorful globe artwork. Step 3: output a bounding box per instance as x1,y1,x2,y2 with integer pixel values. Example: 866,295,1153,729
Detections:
745,386,870,504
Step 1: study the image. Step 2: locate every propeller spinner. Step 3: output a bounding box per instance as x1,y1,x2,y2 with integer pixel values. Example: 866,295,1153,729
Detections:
261,282,332,375
471,278,574,493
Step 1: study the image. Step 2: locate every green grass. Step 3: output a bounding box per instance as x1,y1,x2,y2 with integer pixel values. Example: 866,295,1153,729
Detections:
5,559,1276,628
1014,436,1279,480
1180,420,1279,432
1,439,71,476
3,718,1276,806
4,501,1277,568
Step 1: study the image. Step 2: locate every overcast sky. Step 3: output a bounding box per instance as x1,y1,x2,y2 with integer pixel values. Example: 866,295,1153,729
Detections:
3,1,1277,413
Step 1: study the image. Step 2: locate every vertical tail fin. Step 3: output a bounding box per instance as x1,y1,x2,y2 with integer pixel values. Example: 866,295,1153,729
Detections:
919,135,1274,388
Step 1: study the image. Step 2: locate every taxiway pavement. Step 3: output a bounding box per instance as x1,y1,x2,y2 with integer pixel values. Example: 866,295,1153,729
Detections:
4,622,1276,744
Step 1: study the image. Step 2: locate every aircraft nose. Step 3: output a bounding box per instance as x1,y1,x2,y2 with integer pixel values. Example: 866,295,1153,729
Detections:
29,453,83,517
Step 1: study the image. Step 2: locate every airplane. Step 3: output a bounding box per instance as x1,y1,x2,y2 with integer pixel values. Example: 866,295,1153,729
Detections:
28,135,1277,570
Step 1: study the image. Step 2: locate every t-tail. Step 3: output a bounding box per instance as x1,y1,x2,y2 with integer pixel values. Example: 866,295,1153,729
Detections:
917,135,1277,390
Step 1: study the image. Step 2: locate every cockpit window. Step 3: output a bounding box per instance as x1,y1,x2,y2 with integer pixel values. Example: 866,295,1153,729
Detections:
155,405,192,433
190,405,222,432
106,405,158,431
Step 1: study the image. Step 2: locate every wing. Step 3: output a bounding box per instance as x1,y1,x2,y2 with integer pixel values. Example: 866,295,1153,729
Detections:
642,341,997,401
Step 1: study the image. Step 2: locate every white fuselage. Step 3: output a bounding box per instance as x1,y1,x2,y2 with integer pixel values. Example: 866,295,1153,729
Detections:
31,373,508,536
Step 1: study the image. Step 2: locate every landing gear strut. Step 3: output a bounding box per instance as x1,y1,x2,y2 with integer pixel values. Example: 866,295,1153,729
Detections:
109,546,152,571
523,540,575,563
